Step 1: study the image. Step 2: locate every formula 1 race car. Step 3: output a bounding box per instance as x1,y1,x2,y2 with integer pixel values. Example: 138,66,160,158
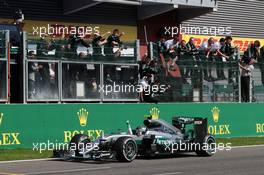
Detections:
56,116,216,162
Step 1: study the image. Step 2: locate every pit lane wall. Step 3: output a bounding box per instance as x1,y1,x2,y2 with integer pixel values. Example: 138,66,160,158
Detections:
0,103,264,149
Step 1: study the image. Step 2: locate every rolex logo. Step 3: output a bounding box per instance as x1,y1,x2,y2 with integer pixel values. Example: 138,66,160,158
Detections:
77,108,88,127
0,113,3,126
150,107,160,120
211,107,220,123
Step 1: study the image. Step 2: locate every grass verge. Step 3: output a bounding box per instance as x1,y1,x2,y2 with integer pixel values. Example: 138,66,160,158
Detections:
216,137,264,146
0,149,53,161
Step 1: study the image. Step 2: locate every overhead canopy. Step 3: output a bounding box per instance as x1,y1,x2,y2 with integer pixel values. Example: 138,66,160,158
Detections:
63,0,217,19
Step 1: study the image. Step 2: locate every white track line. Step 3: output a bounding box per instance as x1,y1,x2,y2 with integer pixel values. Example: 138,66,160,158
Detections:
0,158,60,164
231,144,264,149
1,144,264,164
24,166,111,175
152,172,182,175
0,173,24,175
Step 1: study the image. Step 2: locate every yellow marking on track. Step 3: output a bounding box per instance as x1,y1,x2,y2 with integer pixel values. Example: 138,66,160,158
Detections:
0,172,24,175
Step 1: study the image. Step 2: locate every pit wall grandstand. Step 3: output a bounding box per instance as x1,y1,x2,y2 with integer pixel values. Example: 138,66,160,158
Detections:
0,103,264,149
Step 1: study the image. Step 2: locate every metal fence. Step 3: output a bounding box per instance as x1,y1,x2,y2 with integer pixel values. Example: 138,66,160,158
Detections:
251,63,264,102
24,36,140,102
147,42,261,103
0,30,9,102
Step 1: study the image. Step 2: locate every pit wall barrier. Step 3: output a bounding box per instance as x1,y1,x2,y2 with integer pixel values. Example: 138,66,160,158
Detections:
0,103,264,149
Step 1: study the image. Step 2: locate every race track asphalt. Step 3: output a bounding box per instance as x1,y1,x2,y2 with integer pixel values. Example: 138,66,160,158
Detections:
0,146,263,175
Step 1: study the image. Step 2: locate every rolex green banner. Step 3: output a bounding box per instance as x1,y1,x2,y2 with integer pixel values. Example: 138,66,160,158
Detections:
0,103,264,149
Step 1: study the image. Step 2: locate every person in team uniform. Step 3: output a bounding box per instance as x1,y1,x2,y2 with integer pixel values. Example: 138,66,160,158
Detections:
177,40,188,83
105,29,124,58
91,31,111,58
67,28,90,57
185,37,198,78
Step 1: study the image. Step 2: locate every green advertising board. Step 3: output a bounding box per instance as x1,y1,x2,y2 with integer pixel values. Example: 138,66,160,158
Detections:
0,103,264,149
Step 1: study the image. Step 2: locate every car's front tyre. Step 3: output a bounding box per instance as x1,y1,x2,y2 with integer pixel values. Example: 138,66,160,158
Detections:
114,137,138,162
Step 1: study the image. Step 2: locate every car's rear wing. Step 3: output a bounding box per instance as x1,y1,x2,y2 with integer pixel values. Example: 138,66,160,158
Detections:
172,117,208,142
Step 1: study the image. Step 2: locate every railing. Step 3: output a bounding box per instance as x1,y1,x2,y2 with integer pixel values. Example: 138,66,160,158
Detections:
26,38,140,63
24,36,140,102
1,31,262,103
0,30,9,103
24,38,264,103
149,60,240,102
148,42,261,103
251,63,264,102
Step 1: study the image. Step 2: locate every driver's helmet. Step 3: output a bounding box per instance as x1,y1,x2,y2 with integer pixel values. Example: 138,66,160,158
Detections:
135,126,146,136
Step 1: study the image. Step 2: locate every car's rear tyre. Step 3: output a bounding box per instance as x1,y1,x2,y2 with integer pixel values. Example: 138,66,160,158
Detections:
114,137,138,162
69,134,91,157
195,135,216,157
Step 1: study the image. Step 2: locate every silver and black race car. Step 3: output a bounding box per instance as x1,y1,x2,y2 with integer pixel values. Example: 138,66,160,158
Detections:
56,117,216,162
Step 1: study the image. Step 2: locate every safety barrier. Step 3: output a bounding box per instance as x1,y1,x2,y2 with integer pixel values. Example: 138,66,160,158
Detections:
0,103,264,149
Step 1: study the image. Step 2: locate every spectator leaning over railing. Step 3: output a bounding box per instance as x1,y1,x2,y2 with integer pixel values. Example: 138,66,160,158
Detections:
223,36,237,84
185,37,198,79
200,37,217,81
215,38,228,80
162,36,182,101
177,39,188,83
164,36,180,66
244,40,260,60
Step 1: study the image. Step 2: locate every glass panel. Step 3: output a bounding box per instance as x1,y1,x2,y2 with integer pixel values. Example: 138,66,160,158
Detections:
103,64,139,100
27,61,59,100
252,63,264,102
0,60,7,100
0,31,6,59
61,62,101,100
27,39,138,63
